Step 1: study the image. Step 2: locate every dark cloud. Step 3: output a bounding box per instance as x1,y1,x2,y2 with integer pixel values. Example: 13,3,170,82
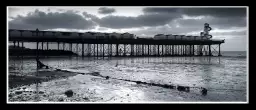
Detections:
9,9,96,30
143,7,246,18
98,7,116,14
172,16,246,29
143,8,182,14
97,7,246,29
98,13,181,29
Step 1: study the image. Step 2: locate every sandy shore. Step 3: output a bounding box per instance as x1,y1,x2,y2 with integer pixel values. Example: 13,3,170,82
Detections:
8,69,213,102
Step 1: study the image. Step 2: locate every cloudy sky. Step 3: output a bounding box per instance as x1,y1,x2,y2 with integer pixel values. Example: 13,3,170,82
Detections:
7,6,248,51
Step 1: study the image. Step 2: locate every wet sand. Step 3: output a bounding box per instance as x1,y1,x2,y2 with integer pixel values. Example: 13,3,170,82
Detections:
8,69,212,102
8,56,247,102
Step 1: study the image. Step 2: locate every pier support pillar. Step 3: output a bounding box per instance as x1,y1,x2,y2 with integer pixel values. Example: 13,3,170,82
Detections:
47,42,49,50
189,45,191,56
116,44,119,56
21,42,24,48
148,45,150,56
162,45,164,56
41,42,44,50
171,45,174,56
82,43,84,57
124,44,126,56
130,44,134,56
63,43,65,51
103,44,105,57
13,41,16,48
17,41,20,48
97,44,99,57
192,45,195,56
110,44,112,57
93,44,95,57
142,45,144,56
36,42,39,57
70,43,72,51
76,43,78,57
209,45,212,56
158,45,160,56
57,42,60,50
88,44,91,56
218,44,221,56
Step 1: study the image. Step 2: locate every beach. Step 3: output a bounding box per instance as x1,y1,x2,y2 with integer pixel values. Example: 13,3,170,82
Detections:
8,53,247,102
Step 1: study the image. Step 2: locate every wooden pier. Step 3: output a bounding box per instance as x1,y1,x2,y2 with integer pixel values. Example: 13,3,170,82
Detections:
8,29,225,57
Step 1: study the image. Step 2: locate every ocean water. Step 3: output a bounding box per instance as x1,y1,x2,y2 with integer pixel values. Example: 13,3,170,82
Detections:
8,51,247,102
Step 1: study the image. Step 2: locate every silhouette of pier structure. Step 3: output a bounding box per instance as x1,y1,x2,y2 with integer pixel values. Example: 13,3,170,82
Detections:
8,29,224,57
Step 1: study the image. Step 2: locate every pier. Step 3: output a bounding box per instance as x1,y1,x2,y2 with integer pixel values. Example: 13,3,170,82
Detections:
8,29,225,57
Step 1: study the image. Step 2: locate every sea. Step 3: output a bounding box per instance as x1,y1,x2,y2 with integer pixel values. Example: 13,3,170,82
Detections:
8,51,247,102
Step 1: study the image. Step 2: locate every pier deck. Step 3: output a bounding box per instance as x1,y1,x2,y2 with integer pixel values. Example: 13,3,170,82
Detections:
8,29,225,57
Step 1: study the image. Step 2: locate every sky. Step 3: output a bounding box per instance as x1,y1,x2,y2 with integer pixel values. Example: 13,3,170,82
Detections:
7,6,248,51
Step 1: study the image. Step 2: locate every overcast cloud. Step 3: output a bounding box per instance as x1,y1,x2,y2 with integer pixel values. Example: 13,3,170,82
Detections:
98,7,116,14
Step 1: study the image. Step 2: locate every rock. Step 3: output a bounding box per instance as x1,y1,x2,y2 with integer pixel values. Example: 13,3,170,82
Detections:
201,88,207,96
22,87,26,90
136,81,142,84
90,72,100,76
39,91,44,94
105,76,109,80
127,94,129,96
58,97,64,101
15,91,22,95
177,86,190,92
83,97,89,100
9,94,13,97
64,90,73,97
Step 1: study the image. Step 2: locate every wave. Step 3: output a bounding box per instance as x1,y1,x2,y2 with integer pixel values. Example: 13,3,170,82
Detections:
221,55,247,58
